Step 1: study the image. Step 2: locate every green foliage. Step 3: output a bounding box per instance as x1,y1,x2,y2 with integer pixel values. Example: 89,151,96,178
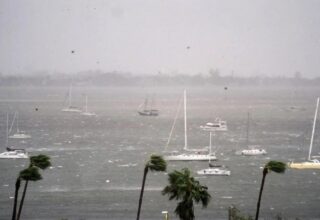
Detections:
19,167,42,181
265,161,286,174
12,154,51,220
136,154,167,220
19,154,51,181
146,154,167,172
255,160,287,220
176,200,194,220
162,168,211,220
30,154,51,170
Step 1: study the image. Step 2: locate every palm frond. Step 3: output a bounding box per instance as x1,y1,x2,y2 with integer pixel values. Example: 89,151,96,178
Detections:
19,167,42,181
30,154,51,170
175,200,195,220
265,161,286,174
162,168,211,220
147,154,167,172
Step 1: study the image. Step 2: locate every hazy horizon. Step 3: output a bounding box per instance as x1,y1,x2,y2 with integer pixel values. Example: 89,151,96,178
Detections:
1,0,320,78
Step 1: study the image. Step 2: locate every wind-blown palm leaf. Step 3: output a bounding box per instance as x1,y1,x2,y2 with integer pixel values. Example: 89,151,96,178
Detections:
30,154,51,170
19,167,42,181
136,154,167,220
16,154,51,220
265,161,286,174
162,168,211,220
176,200,194,220
255,160,286,220
146,154,167,172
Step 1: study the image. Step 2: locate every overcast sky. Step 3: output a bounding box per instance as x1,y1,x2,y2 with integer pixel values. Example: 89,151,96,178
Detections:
1,0,320,77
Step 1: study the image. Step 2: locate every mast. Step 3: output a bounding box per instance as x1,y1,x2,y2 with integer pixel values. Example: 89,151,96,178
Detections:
209,132,212,163
150,94,155,110
246,111,250,147
85,95,88,113
165,95,183,152
144,96,148,111
184,89,188,150
6,113,9,148
308,97,319,161
16,112,19,133
9,112,16,135
68,85,72,107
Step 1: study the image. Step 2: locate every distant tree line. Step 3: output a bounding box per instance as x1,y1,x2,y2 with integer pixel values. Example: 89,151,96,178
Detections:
0,70,319,87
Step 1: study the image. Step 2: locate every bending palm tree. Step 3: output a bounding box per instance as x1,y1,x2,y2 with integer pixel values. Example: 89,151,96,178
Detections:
136,154,167,220
162,168,211,220
11,178,21,220
15,154,51,220
255,161,286,220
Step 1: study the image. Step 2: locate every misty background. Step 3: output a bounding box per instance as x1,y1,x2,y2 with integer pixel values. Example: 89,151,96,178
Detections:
1,0,320,81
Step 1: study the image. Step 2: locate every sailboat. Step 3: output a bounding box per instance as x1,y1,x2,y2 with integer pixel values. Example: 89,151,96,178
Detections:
81,95,97,116
138,95,159,116
164,89,216,161
197,132,231,176
61,85,81,113
241,111,267,156
200,118,228,132
0,113,28,159
288,97,320,169
8,112,31,139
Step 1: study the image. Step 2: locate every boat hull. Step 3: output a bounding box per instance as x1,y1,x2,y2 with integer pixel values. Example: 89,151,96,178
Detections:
0,151,28,159
241,147,267,156
138,110,159,116
9,134,31,139
200,126,228,132
200,119,228,132
61,107,82,113
164,154,217,161
288,161,320,169
81,112,96,116
197,168,231,176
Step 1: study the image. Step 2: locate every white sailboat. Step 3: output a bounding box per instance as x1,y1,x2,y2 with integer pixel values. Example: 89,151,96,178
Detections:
61,85,81,113
200,118,228,132
241,111,267,156
0,149,28,159
8,112,31,139
81,95,97,116
0,114,28,159
197,132,231,176
288,97,320,169
164,89,216,161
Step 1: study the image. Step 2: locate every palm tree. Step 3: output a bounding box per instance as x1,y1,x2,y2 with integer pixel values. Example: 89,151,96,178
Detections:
136,154,167,220
16,154,51,220
11,178,21,220
255,161,286,220
162,168,211,220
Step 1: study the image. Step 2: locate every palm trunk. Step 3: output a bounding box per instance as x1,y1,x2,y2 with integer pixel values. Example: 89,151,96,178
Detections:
136,166,148,220
255,168,268,220
16,180,29,220
12,178,21,220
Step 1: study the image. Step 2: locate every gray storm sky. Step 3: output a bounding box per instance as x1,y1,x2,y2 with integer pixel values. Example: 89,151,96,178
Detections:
1,0,320,77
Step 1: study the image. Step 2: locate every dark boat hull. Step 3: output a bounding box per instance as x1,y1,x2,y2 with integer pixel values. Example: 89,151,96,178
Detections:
138,110,159,116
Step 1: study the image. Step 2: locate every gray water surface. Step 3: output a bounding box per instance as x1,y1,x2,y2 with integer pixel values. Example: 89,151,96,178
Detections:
0,86,320,219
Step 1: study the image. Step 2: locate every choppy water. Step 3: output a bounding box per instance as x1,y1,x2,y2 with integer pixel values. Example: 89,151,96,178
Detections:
0,86,320,220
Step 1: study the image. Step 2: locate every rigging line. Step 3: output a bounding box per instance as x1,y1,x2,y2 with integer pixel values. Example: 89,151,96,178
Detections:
308,97,319,161
165,94,184,152
211,131,220,154
6,113,8,147
8,112,17,135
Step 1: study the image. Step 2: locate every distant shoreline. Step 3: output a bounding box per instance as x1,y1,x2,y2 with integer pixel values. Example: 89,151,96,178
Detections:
0,71,319,87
